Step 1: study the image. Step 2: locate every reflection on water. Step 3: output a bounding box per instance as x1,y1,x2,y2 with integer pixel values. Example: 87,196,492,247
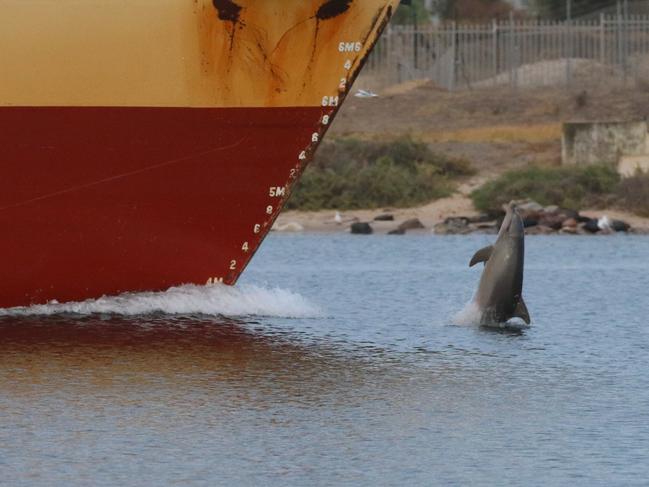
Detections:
3,235,649,486
0,315,391,405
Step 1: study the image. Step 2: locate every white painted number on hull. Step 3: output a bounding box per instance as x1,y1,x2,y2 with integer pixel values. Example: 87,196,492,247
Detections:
230,260,236,270
254,224,261,234
242,242,249,252
269,186,286,197
338,42,362,53
321,96,339,107
266,205,273,215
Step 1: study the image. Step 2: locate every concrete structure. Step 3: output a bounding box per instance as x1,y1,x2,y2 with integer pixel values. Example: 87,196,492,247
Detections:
619,155,649,176
562,121,649,175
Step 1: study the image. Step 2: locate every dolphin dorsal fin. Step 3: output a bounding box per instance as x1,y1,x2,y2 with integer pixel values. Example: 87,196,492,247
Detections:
469,245,494,267
513,297,531,324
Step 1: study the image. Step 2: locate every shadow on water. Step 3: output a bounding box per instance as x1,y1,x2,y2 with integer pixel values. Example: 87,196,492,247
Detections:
0,315,418,409
0,313,276,350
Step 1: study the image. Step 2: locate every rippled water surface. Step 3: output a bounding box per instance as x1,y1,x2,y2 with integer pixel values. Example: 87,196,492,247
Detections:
2,234,649,486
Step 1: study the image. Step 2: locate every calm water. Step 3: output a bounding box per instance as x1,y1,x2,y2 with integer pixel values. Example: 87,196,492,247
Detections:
2,234,649,486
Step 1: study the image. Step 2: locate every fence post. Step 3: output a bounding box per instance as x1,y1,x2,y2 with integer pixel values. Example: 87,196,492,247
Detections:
395,24,401,84
413,16,419,70
623,0,629,85
385,24,392,86
492,19,498,87
566,0,572,87
599,13,605,65
508,12,513,89
617,1,624,83
450,21,456,91
508,12,519,90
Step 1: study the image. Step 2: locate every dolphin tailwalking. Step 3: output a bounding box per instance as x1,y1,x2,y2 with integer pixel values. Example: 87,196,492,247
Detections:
469,202,530,326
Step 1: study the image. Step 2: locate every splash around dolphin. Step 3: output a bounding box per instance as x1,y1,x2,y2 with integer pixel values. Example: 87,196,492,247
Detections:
469,202,530,327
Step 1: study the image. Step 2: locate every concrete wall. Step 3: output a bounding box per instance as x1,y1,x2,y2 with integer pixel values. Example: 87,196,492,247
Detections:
619,155,649,177
562,121,649,167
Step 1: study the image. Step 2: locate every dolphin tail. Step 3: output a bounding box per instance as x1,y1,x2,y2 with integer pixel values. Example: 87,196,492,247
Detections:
513,297,531,324
469,245,493,267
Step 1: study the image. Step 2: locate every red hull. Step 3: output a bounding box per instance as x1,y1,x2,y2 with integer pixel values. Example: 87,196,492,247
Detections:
0,107,324,307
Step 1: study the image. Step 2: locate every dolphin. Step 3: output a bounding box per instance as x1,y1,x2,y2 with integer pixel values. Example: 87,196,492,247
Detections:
469,202,530,326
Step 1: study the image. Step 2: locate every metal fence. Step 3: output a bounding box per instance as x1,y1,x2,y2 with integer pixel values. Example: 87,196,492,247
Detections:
361,15,649,91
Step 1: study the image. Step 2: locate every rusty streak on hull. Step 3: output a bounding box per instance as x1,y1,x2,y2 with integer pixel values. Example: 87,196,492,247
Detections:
212,0,243,23
0,0,399,307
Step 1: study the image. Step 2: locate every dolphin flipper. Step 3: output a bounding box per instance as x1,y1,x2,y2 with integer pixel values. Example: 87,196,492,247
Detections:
469,245,494,267
513,297,531,324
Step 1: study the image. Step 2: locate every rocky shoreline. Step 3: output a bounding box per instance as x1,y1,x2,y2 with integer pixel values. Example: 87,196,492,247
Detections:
273,199,649,236
433,201,642,236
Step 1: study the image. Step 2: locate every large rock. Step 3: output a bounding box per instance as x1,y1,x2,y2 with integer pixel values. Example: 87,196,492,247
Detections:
515,200,544,212
467,213,493,224
398,218,425,231
559,226,578,235
538,213,566,230
433,217,471,235
387,228,406,235
582,219,600,233
611,219,631,232
474,221,498,231
516,211,539,228
586,216,628,234
558,208,581,221
350,222,373,235
512,205,541,227
577,214,592,223
374,213,395,221
525,225,556,235
522,206,579,230
562,218,578,229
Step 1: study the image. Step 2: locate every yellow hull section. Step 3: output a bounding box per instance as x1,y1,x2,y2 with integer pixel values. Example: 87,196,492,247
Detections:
1,0,398,107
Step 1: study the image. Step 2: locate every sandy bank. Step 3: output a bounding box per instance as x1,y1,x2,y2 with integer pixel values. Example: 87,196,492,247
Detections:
275,192,476,233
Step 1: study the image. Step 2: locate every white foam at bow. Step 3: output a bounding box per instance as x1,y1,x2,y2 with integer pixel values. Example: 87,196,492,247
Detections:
0,284,322,318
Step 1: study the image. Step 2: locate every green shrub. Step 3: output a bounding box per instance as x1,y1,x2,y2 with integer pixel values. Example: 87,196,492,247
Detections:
286,136,473,211
470,164,620,214
616,172,649,217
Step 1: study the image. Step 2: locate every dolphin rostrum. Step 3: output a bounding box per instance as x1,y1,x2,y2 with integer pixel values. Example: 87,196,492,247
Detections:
469,202,530,326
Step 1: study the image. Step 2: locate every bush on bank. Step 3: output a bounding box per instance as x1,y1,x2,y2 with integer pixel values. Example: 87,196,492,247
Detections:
615,172,649,217
470,164,621,215
286,136,473,211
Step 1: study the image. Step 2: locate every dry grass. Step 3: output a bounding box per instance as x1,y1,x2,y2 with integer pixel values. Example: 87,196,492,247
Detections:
420,123,562,144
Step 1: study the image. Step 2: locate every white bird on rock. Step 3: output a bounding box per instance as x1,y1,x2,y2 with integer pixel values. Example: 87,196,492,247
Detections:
598,215,612,232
